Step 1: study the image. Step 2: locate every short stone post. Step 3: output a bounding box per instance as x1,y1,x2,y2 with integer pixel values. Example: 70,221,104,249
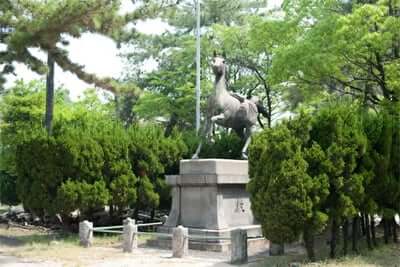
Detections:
79,220,93,247
230,228,247,264
172,225,188,258
123,217,137,252
161,215,168,224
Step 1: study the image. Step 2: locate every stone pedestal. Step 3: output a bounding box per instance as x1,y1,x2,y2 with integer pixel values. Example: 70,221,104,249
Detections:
158,159,264,252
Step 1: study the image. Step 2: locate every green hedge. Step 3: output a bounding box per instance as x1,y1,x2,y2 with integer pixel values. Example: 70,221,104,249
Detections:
15,123,187,220
248,100,400,260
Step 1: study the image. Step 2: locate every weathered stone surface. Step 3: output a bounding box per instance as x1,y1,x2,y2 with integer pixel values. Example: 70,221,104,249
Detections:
230,228,248,264
160,159,264,252
79,220,93,247
172,225,188,258
123,217,137,252
161,215,168,224
180,159,248,175
164,159,257,230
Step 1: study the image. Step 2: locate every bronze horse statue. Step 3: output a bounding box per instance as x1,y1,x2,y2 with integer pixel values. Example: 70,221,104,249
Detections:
192,52,267,159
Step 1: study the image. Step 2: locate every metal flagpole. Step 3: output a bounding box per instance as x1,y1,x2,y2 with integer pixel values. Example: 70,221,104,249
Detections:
195,0,201,134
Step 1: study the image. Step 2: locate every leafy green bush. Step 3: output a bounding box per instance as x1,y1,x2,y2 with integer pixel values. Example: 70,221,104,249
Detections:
56,179,110,218
182,130,244,159
248,117,329,260
128,126,187,214
16,136,67,216
248,102,370,260
1,81,188,221
0,81,46,205
14,121,186,220
109,173,137,212
0,171,19,205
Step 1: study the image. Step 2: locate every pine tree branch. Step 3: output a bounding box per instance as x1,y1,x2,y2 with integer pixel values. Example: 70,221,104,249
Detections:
50,47,119,93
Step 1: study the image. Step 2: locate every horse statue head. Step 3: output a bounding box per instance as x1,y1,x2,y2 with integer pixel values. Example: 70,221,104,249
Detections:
211,51,227,78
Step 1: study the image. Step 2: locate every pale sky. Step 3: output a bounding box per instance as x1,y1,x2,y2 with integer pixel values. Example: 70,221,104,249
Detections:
5,0,283,101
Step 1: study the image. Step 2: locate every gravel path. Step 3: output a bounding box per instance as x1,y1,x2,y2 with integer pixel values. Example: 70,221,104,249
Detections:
0,255,62,267
0,222,266,267
0,247,264,267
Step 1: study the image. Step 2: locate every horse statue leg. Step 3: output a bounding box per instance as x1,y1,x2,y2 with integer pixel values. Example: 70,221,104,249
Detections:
241,125,256,159
192,116,214,159
211,113,225,123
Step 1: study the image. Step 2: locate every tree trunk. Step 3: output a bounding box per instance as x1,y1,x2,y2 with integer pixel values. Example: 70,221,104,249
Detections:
330,218,338,259
45,53,55,135
109,205,115,219
352,216,359,253
260,78,272,128
365,214,372,250
360,213,366,236
371,217,377,247
383,218,389,244
343,219,349,256
303,226,315,261
164,112,178,137
266,89,272,128
393,217,398,243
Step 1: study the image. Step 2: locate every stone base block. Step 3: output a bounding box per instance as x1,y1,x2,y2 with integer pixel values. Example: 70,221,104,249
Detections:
164,159,256,230
152,225,265,252
155,159,270,253
150,235,269,253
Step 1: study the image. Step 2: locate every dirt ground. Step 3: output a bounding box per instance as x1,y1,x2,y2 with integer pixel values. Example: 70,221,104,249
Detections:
2,222,398,267
0,247,254,267
0,223,266,267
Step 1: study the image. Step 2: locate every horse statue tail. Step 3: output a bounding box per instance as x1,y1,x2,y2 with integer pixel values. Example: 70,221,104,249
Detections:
248,96,269,129
256,103,269,129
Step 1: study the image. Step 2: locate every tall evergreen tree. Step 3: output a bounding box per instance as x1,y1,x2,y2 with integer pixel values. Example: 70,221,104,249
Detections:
1,0,179,132
122,0,270,130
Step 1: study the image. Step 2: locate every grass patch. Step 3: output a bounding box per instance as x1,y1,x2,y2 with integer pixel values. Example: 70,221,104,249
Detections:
0,223,154,259
0,224,126,265
1,223,398,267
256,243,400,267
0,224,122,247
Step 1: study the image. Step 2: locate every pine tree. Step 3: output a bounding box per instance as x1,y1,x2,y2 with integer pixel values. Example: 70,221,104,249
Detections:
248,113,330,261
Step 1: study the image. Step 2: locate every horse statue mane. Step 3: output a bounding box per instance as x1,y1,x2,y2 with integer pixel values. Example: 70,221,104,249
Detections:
192,52,267,159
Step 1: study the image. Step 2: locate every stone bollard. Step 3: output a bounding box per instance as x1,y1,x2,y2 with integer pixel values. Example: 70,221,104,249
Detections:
123,217,138,252
172,225,188,258
79,220,93,247
161,215,168,224
230,228,248,264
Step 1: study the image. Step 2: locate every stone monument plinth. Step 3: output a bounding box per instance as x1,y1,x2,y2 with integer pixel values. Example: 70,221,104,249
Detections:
158,159,266,252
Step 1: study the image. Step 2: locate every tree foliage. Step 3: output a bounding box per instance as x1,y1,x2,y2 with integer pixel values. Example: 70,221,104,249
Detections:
1,81,187,221
248,112,329,260
122,0,273,131
273,0,400,108
248,99,399,260
0,0,178,93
